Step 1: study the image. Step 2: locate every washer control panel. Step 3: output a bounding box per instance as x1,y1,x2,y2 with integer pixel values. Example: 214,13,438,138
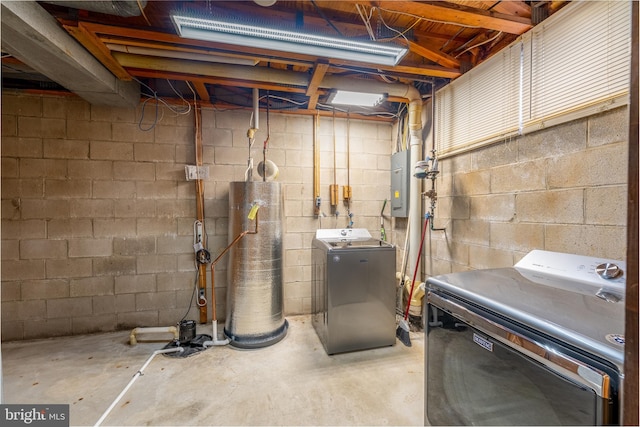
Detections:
514,250,626,299
315,228,372,243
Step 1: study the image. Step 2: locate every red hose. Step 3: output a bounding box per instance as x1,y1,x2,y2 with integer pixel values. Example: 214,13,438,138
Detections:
403,215,429,321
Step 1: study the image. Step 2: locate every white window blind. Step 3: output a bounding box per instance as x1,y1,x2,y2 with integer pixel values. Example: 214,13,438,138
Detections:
436,42,521,156
436,1,631,157
526,0,631,131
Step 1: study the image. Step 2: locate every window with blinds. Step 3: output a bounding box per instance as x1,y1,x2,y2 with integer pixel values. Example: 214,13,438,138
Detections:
436,1,631,157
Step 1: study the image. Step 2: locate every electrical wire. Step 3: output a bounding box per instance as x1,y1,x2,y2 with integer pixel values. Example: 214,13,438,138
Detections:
454,31,503,58
375,8,420,44
180,269,201,322
355,4,377,41
377,6,485,29
133,77,193,131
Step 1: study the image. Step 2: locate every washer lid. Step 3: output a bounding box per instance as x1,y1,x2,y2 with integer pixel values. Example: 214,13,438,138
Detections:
427,251,626,371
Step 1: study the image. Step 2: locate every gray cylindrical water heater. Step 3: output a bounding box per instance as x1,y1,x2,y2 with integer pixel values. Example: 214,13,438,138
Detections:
224,181,288,348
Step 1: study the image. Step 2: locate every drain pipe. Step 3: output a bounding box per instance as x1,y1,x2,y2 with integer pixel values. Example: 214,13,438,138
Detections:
94,346,183,427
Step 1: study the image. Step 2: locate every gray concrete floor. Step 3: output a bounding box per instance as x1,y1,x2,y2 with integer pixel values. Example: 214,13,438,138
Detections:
1,315,424,426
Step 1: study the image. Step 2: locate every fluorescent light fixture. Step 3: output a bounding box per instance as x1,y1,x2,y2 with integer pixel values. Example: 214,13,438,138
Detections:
171,15,407,66
328,90,386,107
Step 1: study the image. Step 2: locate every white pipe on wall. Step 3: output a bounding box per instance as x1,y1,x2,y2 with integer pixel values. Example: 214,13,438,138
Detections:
253,87,260,130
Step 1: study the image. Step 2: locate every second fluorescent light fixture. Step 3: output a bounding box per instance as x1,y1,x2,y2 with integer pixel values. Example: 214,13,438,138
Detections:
171,15,408,66
329,90,386,107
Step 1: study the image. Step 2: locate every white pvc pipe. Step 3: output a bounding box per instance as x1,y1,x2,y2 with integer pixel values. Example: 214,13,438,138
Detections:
203,321,229,347
94,346,183,427
253,87,260,130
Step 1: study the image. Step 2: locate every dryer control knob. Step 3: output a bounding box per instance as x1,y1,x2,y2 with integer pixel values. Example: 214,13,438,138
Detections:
595,263,623,280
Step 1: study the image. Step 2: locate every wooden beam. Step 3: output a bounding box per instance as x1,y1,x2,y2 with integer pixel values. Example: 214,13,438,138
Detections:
307,92,321,110
82,22,323,66
127,68,314,95
64,22,132,81
307,60,329,109
329,58,461,79
192,81,210,102
368,1,533,35
306,61,330,97
406,40,460,69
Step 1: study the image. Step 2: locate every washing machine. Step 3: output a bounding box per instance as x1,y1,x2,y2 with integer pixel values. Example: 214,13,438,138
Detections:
425,250,626,425
312,228,396,355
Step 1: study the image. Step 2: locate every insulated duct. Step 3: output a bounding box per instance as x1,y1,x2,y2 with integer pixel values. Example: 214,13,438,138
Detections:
42,1,147,17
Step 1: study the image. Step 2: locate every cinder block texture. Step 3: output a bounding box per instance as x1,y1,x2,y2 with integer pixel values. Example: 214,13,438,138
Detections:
1,92,393,340
430,106,628,275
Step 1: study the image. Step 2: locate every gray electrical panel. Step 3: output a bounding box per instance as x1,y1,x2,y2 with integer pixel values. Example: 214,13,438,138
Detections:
390,150,410,217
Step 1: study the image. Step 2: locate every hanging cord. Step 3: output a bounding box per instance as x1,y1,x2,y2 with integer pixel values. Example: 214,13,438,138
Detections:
181,269,201,321
134,78,192,131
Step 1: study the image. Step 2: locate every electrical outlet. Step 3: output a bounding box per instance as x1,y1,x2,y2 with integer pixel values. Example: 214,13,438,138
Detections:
185,165,210,181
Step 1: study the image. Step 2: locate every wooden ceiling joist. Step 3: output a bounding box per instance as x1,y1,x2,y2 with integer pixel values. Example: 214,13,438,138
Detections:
368,1,533,35
191,81,210,102
126,68,312,95
407,40,460,69
306,60,330,109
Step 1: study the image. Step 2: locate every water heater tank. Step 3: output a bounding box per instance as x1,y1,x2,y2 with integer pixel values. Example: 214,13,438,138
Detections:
224,181,287,348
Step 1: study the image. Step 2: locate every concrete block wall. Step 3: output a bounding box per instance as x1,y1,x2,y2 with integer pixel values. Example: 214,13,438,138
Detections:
424,106,629,276
1,92,394,341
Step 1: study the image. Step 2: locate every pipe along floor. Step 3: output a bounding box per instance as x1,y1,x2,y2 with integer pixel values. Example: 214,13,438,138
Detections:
1,315,424,426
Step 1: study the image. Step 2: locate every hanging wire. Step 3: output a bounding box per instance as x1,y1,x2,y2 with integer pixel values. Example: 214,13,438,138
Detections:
355,4,377,40
454,31,504,58
133,77,193,131
376,5,485,29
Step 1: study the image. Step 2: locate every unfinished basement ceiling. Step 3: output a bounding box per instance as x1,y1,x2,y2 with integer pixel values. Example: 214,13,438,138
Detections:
1,0,566,119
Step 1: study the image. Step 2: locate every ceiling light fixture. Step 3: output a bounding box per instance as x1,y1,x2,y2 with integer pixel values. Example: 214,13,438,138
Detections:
171,15,408,66
328,90,387,107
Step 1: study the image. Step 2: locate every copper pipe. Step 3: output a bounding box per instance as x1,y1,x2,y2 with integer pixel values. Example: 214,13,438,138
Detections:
313,112,321,216
194,103,208,324
209,211,259,322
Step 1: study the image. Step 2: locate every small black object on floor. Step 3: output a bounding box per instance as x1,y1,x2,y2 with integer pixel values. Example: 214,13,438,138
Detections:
162,334,212,358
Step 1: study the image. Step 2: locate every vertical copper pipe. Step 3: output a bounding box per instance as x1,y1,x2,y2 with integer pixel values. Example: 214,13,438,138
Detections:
194,103,207,324
313,112,321,216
